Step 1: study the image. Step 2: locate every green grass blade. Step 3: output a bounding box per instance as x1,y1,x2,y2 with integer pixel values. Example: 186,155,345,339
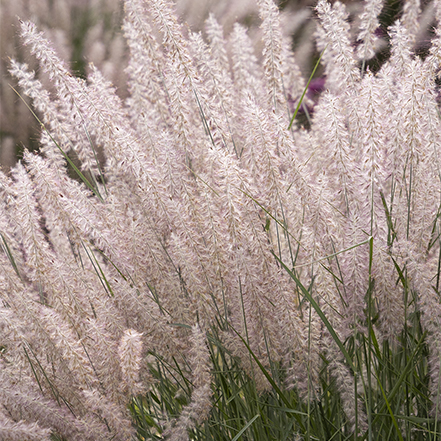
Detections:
229,324,306,431
376,373,404,441
231,414,260,441
273,252,355,373
81,241,114,297
0,233,21,280
288,47,326,131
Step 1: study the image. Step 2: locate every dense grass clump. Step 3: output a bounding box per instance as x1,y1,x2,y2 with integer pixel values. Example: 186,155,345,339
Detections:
1,0,441,440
